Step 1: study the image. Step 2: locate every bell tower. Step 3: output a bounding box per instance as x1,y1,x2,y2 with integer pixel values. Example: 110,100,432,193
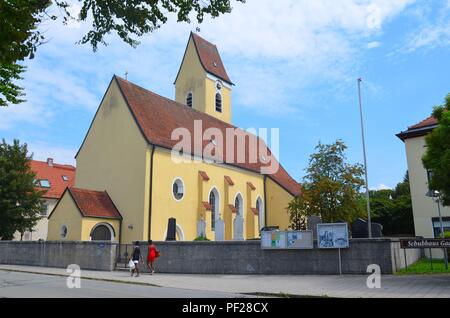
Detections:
174,32,233,124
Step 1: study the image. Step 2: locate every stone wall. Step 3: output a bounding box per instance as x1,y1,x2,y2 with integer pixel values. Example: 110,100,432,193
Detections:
0,241,116,271
0,239,421,274
134,238,421,275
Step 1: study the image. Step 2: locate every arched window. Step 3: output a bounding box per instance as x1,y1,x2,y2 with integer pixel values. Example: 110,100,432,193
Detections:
172,178,184,201
209,191,216,231
91,224,114,241
256,197,264,231
235,194,243,216
186,92,193,108
215,93,222,113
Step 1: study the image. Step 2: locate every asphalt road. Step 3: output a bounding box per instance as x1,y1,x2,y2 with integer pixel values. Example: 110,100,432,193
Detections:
0,271,252,298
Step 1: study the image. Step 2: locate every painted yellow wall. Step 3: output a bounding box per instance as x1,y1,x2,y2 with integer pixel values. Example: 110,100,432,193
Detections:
404,136,450,258
150,148,265,241
75,79,151,244
47,192,83,241
81,218,120,242
265,178,293,231
204,76,232,123
175,36,232,123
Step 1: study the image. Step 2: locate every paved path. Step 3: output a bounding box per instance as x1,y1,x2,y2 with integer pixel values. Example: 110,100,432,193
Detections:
0,265,449,298
0,270,252,298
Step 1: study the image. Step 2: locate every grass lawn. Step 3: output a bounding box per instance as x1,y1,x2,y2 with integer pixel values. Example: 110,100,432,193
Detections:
397,258,450,275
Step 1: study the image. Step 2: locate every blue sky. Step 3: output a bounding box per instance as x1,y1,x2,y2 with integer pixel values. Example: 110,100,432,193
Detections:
2,0,450,189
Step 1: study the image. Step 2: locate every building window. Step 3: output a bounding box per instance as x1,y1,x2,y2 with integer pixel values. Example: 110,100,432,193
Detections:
172,178,184,201
62,175,69,181
235,194,243,216
215,93,222,113
432,217,450,238
186,92,193,108
40,202,48,217
210,191,216,231
60,225,68,239
39,179,51,188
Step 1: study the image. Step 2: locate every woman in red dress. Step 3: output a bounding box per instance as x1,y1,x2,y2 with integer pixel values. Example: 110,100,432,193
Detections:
146,240,158,274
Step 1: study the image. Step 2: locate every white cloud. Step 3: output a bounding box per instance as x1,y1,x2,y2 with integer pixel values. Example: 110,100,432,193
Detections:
367,41,382,49
406,22,450,52
374,183,392,190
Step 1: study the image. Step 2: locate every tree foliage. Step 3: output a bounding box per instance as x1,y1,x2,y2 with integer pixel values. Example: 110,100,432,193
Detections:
287,140,366,230
422,93,450,206
0,139,44,240
0,0,245,107
369,172,415,236
0,0,52,107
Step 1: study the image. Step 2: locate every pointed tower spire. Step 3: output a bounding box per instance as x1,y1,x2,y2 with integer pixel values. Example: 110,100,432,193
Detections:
174,33,233,124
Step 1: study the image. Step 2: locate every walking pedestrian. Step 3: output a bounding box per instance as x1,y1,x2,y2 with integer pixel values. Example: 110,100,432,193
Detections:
130,242,143,277
146,240,159,275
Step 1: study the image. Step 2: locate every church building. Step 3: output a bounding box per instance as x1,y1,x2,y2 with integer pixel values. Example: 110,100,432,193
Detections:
47,33,301,243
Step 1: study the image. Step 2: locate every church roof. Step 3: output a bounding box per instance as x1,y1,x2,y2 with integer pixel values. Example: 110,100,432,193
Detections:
68,187,122,219
114,76,301,196
175,32,232,85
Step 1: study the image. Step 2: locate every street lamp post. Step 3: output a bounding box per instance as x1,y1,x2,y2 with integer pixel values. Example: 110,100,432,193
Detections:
435,194,449,270
357,78,372,238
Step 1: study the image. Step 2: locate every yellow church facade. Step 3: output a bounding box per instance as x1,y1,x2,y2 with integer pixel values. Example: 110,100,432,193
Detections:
48,33,301,244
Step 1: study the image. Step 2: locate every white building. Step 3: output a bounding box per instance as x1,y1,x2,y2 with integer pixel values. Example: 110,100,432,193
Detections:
397,116,450,258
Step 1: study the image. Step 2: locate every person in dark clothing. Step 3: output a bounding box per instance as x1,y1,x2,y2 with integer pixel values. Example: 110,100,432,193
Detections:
130,242,143,277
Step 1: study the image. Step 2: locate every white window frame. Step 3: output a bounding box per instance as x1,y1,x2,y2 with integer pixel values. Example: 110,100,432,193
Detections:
172,177,185,202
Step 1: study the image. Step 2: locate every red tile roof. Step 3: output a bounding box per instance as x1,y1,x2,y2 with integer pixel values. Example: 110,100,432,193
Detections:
115,76,301,197
409,116,438,129
30,160,76,199
69,188,122,219
191,33,232,84
224,176,235,186
199,171,210,181
228,204,238,214
202,201,213,211
397,116,438,141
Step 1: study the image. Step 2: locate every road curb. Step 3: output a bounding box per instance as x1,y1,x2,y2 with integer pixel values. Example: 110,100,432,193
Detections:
0,268,162,288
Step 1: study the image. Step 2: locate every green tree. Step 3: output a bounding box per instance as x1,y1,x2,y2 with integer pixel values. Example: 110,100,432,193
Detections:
287,140,366,228
370,172,415,236
422,93,450,206
0,139,44,240
0,0,245,107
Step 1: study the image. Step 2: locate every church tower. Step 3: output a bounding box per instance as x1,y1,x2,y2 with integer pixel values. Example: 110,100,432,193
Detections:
174,33,233,124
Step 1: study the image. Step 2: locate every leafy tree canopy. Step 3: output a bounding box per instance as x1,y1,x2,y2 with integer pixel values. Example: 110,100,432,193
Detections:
287,140,366,230
422,93,450,206
369,172,415,236
0,139,44,240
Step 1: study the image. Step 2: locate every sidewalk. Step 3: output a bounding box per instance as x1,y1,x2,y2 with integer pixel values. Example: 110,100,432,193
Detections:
0,264,449,298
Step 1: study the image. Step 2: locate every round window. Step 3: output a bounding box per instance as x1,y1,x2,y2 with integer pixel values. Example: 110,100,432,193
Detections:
172,178,185,201
60,225,68,239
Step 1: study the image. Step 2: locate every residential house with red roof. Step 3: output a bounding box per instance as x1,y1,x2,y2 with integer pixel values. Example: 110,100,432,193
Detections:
397,116,450,259
14,158,75,240
48,33,301,244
